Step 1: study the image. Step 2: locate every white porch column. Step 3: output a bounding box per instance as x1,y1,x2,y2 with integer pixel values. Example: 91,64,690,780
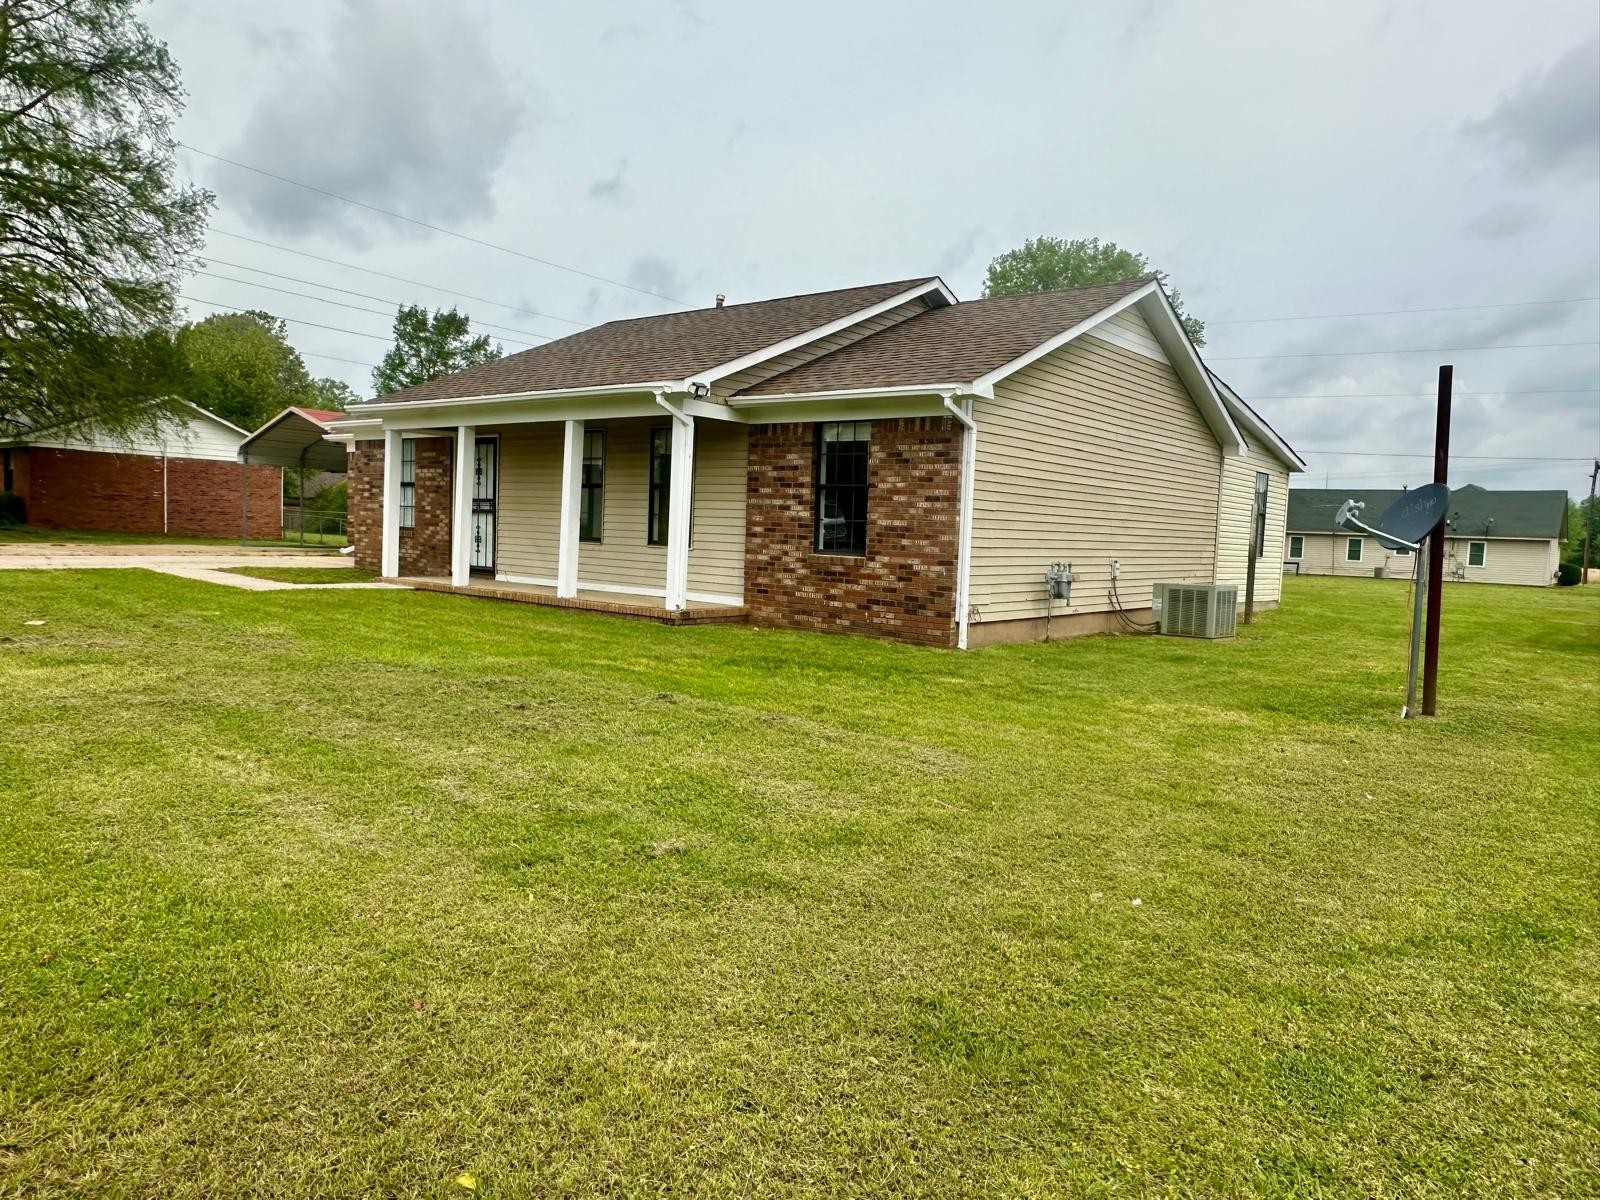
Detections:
556,419,584,598
380,427,402,578
663,407,696,611
450,425,476,586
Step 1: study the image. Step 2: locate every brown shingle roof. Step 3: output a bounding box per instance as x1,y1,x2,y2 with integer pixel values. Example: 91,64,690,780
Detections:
733,278,1154,397
364,278,938,404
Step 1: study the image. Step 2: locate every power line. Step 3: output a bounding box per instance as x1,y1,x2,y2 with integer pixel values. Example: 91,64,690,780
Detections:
207,228,589,327
1299,450,1592,461
179,293,395,343
191,267,548,347
180,143,688,307
1211,340,1599,361
1244,388,1599,399
1211,295,1600,325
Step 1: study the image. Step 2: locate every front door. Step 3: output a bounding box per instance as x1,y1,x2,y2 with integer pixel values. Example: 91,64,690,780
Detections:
471,436,497,573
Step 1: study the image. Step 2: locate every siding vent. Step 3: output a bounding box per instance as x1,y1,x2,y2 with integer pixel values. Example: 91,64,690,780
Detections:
1152,583,1238,639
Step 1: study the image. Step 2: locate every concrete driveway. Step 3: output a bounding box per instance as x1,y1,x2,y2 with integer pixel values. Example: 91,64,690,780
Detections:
0,543,402,590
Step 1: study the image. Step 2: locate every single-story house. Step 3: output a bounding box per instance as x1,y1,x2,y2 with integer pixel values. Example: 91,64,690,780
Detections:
1,403,281,538
330,275,1304,647
1285,485,1569,587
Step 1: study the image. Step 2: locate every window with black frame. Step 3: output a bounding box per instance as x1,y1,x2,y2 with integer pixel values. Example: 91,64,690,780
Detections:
1253,471,1269,557
647,426,670,546
815,421,870,555
580,429,605,542
399,439,416,529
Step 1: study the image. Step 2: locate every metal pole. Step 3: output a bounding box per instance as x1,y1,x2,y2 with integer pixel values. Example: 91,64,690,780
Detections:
1403,548,1426,718
1421,365,1452,716
1583,459,1597,585
297,443,308,548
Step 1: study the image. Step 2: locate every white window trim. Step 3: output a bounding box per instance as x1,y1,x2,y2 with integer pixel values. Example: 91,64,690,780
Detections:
1287,535,1304,560
1345,536,1363,563
1468,540,1488,567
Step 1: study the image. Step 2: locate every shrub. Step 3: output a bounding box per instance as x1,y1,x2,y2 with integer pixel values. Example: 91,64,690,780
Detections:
1556,561,1580,586
0,492,25,527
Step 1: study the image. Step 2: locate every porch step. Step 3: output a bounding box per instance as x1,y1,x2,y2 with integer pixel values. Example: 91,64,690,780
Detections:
396,577,750,626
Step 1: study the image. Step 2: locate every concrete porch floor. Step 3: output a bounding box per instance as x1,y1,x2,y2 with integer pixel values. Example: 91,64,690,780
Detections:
394,575,749,625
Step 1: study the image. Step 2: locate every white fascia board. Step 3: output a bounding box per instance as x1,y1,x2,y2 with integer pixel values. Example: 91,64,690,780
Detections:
352,381,683,415
727,383,982,407
971,282,1159,391
382,398,664,431
1209,376,1306,472
970,282,1245,456
182,401,251,441
236,406,303,453
727,392,966,425
688,280,957,388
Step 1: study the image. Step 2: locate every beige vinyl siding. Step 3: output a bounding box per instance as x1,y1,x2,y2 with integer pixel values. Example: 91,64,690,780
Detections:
495,423,562,579
491,417,747,600
686,420,748,598
968,333,1224,625
1283,532,1558,586
27,410,242,461
1086,307,1165,361
711,299,933,401
1213,431,1291,604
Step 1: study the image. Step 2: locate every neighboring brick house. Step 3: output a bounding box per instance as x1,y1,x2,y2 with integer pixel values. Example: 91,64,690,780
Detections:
2,403,281,539
330,276,1303,647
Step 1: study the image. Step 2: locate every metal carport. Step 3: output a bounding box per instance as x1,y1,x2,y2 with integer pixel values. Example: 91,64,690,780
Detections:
236,407,350,545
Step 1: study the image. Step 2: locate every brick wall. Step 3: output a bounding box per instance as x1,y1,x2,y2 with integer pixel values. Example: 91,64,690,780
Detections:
346,437,454,576
745,417,961,646
22,446,280,538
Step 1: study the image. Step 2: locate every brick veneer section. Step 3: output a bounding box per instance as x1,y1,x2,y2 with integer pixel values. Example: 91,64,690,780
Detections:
20,446,280,538
347,437,454,576
745,417,961,646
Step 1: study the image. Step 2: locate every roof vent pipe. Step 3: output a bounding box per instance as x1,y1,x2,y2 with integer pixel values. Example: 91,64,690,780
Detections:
714,294,725,307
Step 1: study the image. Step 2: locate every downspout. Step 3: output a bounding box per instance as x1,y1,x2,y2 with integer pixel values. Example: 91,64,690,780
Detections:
162,451,169,534
942,393,978,651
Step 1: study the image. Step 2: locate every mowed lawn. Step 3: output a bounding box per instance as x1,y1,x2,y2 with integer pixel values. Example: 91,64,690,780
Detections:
0,572,1595,1198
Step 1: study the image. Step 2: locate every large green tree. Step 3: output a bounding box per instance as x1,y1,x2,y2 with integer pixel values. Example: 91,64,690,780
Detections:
176,309,314,430
308,376,358,411
372,305,501,396
983,236,1205,345
0,0,211,440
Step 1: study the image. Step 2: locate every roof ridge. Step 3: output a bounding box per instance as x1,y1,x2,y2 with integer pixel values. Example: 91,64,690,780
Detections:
594,276,940,329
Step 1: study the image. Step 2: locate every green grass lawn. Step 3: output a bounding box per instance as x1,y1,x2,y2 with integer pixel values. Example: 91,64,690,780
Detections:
220,565,380,584
0,574,1594,1198
0,524,345,548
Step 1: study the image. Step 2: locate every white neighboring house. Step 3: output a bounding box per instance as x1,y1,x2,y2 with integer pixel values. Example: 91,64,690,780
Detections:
1,403,283,538
1284,485,1569,587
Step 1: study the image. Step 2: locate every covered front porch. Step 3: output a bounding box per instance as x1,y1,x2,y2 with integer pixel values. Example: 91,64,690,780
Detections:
356,390,752,614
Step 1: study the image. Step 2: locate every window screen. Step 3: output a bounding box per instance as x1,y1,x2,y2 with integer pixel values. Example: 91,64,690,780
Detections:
816,421,870,555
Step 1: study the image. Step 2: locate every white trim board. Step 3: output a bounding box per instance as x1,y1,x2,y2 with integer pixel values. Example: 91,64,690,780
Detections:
689,279,956,388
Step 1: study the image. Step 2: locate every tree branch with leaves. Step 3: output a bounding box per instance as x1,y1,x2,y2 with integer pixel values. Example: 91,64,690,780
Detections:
0,0,210,439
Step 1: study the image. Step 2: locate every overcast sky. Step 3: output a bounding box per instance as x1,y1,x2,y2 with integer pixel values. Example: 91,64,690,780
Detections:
149,0,1599,497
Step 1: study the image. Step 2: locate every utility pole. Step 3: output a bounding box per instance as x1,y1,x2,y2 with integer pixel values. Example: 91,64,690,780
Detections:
1584,459,1598,586
1421,365,1452,716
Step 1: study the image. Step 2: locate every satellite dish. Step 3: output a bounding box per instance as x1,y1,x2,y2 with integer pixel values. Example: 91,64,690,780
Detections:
1374,484,1451,551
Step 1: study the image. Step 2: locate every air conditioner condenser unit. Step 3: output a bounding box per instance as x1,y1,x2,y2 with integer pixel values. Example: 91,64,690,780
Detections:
1151,582,1238,639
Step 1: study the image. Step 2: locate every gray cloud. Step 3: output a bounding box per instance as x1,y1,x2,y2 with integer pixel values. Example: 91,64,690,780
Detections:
936,227,986,277
587,160,630,204
626,256,689,303
1463,203,1546,240
1462,34,1600,178
225,0,527,244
